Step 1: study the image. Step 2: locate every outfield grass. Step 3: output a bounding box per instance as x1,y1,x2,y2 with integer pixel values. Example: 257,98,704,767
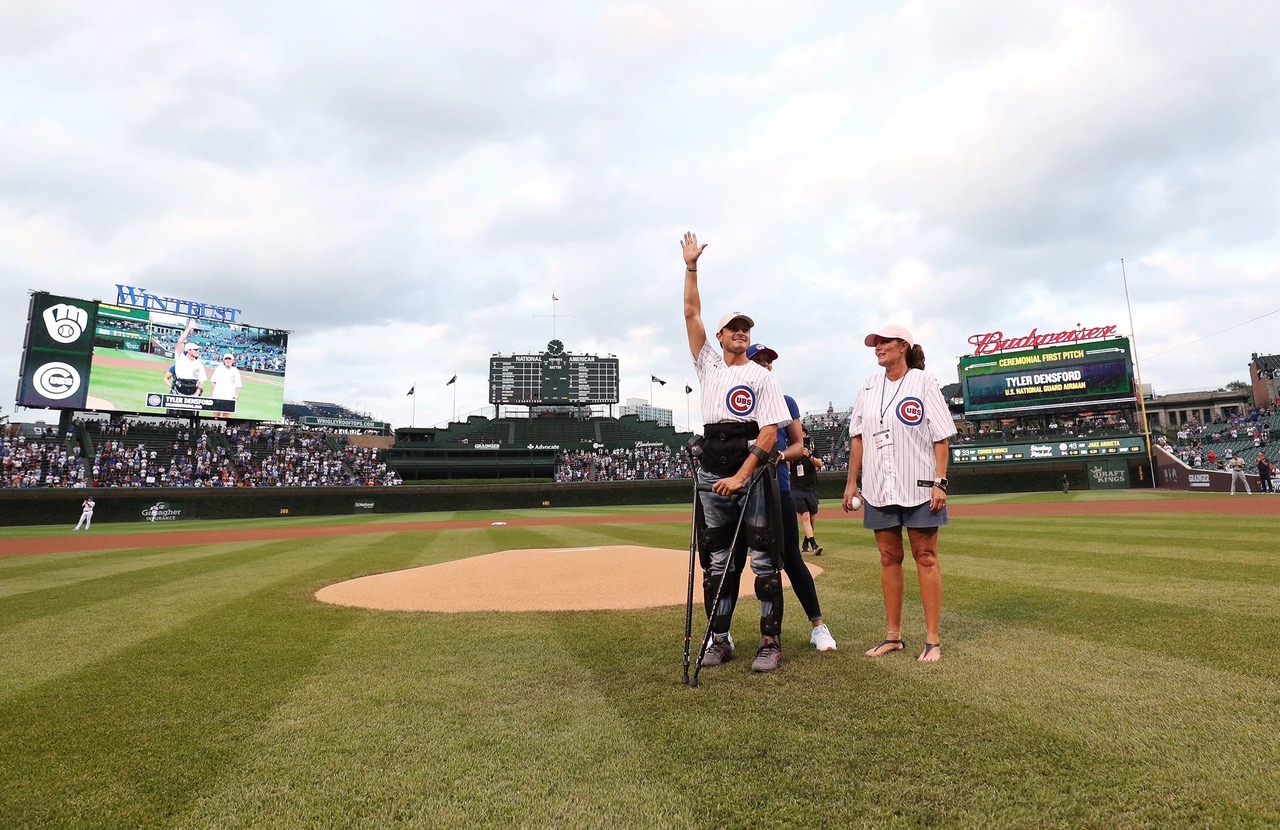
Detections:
2,494,1277,828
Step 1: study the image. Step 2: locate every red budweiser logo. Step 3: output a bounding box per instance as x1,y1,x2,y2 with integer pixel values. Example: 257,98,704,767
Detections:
968,324,1119,355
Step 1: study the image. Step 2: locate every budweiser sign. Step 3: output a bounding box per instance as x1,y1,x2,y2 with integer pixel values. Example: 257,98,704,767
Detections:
968,324,1119,356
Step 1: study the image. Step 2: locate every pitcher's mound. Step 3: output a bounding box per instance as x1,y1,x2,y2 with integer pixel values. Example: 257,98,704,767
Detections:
316,544,824,613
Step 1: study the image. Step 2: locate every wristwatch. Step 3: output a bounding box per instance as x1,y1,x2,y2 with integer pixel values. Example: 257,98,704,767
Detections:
934,478,949,493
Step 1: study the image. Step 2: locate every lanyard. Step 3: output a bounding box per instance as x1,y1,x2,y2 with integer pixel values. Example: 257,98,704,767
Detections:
879,372,905,425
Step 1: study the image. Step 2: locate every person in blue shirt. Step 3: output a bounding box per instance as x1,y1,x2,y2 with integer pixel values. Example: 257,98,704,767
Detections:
718,344,838,652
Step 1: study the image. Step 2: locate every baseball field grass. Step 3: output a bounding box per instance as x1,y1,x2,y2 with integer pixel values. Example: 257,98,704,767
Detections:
2,492,1278,829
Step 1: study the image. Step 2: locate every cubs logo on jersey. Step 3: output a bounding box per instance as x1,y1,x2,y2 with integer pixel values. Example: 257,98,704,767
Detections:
897,396,924,426
726,385,756,416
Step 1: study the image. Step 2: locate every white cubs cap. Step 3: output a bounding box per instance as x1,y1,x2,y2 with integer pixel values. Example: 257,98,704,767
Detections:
864,324,914,348
715,311,755,333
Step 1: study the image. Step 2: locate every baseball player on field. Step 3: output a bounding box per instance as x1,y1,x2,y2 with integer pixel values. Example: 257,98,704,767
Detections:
73,495,95,531
682,231,792,673
843,324,956,663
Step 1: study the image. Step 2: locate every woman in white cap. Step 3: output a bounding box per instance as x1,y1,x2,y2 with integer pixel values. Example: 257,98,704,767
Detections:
842,324,956,662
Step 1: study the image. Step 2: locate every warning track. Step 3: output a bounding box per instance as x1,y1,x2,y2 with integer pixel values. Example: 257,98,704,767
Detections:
3,495,1277,559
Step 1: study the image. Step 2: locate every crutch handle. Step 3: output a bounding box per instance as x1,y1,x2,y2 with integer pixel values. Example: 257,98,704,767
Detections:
695,483,748,496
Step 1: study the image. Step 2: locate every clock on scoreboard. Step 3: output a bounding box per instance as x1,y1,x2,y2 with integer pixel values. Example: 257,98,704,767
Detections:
488,340,620,405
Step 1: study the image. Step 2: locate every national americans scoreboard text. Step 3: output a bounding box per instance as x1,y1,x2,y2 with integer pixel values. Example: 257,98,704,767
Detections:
488,350,619,405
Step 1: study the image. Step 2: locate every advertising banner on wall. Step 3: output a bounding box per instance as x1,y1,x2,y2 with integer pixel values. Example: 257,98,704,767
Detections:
141,501,188,522
951,436,1146,465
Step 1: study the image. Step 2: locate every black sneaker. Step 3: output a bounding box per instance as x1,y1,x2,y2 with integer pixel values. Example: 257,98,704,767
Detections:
751,637,782,672
813,542,823,556
702,633,735,667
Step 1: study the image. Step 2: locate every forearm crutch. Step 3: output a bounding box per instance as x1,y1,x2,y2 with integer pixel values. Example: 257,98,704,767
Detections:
681,492,700,687
680,438,703,687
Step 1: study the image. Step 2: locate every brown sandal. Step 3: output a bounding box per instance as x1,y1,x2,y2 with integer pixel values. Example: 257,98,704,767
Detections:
864,638,904,657
917,642,942,662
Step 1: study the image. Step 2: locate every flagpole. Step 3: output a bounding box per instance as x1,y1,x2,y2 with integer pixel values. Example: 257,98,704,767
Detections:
452,375,457,423
1121,258,1157,487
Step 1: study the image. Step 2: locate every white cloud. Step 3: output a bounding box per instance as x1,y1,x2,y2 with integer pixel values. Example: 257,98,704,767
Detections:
2,0,1277,426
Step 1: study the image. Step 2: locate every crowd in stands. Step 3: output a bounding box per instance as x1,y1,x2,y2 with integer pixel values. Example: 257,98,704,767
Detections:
960,415,1133,443
1,431,86,488
0,421,398,489
803,406,851,432
1164,410,1275,470
555,446,694,482
220,425,399,487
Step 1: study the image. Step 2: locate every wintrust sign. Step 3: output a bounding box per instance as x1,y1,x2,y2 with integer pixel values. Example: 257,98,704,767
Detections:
115,285,243,323
968,324,1119,356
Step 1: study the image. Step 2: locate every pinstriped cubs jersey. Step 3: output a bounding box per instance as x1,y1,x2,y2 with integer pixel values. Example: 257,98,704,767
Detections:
694,341,791,432
849,367,956,508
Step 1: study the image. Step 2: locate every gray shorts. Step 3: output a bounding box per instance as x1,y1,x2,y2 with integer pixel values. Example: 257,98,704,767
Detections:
863,500,949,530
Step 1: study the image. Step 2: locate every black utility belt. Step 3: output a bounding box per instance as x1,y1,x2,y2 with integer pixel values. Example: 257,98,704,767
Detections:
700,421,760,477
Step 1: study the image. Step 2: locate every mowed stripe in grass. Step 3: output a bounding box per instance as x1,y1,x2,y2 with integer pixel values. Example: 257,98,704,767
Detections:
1,503,1278,828
0,531,446,828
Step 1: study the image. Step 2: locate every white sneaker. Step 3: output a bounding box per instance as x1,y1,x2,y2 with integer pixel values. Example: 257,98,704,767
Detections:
810,624,837,651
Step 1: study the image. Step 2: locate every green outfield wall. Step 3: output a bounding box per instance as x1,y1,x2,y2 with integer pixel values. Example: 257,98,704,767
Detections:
0,458,1152,527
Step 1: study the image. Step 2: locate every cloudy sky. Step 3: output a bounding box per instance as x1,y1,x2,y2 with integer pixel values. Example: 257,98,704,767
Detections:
3,1,1278,431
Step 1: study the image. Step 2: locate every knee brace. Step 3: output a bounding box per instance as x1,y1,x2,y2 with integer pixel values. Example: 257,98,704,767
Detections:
744,524,772,553
704,567,740,634
698,522,736,563
755,572,784,637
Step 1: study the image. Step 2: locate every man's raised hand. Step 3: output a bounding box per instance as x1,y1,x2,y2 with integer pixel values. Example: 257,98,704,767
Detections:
682,231,707,270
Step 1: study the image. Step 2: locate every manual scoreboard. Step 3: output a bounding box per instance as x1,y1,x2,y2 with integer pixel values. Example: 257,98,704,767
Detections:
488,341,619,405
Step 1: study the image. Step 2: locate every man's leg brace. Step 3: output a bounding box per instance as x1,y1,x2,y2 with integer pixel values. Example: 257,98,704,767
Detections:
696,507,739,635
745,468,786,638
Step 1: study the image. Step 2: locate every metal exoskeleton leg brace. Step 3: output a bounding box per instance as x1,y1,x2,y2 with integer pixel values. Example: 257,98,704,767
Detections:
689,468,764,688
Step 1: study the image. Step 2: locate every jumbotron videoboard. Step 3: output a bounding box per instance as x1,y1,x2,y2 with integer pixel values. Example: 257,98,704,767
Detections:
16,287,289,421
488,340,619,405
959,336,1136,418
